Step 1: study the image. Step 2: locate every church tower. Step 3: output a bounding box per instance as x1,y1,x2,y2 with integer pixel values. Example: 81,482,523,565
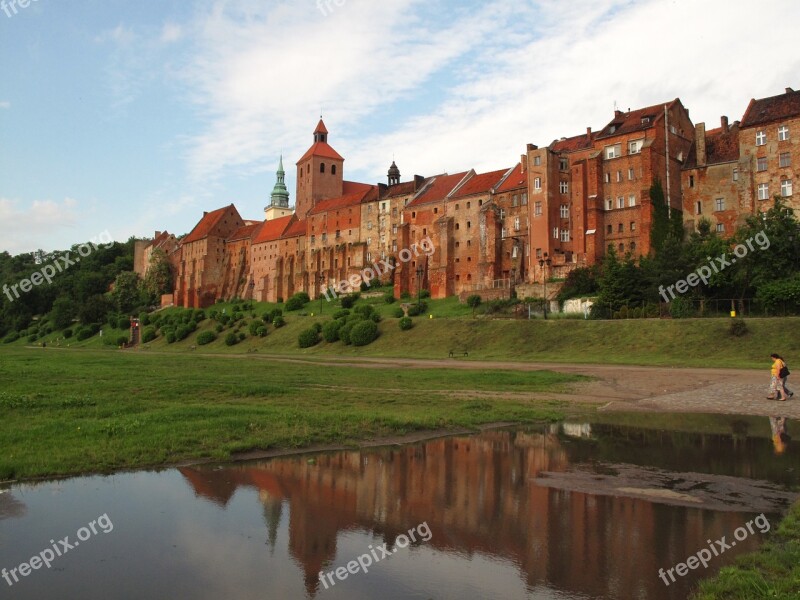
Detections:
388,160,401,186
265,156,292,221
295,119,344,218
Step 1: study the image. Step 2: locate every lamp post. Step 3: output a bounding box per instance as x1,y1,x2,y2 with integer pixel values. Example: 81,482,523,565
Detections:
510,267,516,298
538,253,551,319
416,266,424,307
318,273,325,314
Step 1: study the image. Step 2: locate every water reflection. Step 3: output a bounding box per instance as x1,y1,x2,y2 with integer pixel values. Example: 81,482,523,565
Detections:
770,416,790,455
178,420,798,599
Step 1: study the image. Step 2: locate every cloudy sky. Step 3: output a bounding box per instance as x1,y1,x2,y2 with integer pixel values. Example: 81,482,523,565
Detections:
1,0,798,254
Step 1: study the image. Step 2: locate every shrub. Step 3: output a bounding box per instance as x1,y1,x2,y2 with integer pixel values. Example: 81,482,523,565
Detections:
360,281,369,292
3,332,20,344
238,332,246,341
196,331,216,346
420,289,431,299
729,319,749,337
176,325,193,341
116,335,128,346
340,295,357,309
165,332,176,344
215,324,224,333
139,312,151,327
273,315,286,328
669,297,695,319
370,313,382,323
256,326,267,337
224,332,238,346
76,328,94,342
333,309,350,320
195,310,206,322
312,322,323,334
339,321,356,345
384,293,396,304
298,328,320,348
369,277,382,288
399,317,413,331
27,334,37,343
63,328,73,339
466,294,482,316
141,327,157,343
249,321,262,337
322,320,342,342
270,308,283,319
277,297,284,304
354,304,374,319
392,307,405,318
285,296,306,311
262,311,273,322
350,320,379,346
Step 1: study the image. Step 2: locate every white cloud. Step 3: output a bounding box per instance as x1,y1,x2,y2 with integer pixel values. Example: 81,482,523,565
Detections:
160,23,184,44
0,101,9,109
0,197,81,254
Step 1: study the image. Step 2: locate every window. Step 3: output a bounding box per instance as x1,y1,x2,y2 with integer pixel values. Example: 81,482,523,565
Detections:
522,193,528,205
695,201,702,215
381,202,387,212
466,202,471,209
512,246,518,258
607,224,612,234
455,203,459,211
560,204,569,218
670,125,677,135
514,217,520,231
616,171,622,182
778,125,789,141
733,168,739,181
630,241,636,252
335,229,340,238
560,229,570,242
758,183,769,200
311,235,316,245
367,221,372,230
715,198,725,211
433,207,438,214
560,181,569,194
534,177,542,190
367,205,372,214
782,179,793,196
392,207,398,217
617,197,624,209
780,152,791,168
628,195,636,207
534,201,542,216
716,223,725,233
605,144,621,159
618,223,623,233
512,195,518,207
757,157,767,172
619,243,625,253
604,172,611,183
756,130,766,146
332,165,337,175
628,139,643,154
606,198,613,210
501,227,507,238
689,174,695,188
467,221,472,229
630,221,636,231
320,163,326,173
559,158,568,171
553,227,559,239
629,168,635,180
392,224,398,234
500,208,506,219
533,155,541,166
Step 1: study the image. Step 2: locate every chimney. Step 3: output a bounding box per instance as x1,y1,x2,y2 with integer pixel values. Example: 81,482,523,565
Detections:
695,123,706,167
520,154,528,174
614,110,622,118
586,126,592,138
787,87,794,94
720,116,729,132
155,231,162,237
414,174,425,191
203,211,208,216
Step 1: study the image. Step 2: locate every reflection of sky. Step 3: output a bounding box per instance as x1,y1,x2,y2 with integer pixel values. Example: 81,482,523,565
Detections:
0,491,27,521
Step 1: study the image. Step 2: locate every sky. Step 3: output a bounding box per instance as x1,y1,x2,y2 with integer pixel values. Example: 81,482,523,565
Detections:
1,0,798,255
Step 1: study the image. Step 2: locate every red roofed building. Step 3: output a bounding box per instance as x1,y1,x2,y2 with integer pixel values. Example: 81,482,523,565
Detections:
221,221,263,301
295,119,345,219
251,215,294,302
175,204,244,308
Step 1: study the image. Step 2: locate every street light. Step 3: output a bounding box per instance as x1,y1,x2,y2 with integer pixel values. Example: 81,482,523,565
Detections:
538,253,552,319
318,273,325,314
416,266,424,307
510,267,516,298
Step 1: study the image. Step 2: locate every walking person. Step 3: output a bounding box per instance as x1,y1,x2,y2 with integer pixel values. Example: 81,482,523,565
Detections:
768,354,790,401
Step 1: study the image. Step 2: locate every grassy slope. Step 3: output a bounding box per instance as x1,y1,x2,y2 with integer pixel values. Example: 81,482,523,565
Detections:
0,348,577,481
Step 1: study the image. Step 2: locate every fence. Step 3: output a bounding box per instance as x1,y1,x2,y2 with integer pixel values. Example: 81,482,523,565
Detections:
588,298,800,320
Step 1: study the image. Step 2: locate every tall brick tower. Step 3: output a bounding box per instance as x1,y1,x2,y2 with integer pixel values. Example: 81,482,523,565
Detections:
295,119,344,218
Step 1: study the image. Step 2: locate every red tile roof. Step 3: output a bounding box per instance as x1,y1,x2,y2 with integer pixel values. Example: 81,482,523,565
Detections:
684,123,741,169
297,142,344,163
227,222,262,243
551,131,595,153
741,88,800,128
183,205,237,244
406,171,470,208
283,217,307,238
382,180,418,198
595,100,677,140
450,168,508,199
314,119,329,135
495,163,526,193
342,180,373,194
252,215,293,244
308,186,376,215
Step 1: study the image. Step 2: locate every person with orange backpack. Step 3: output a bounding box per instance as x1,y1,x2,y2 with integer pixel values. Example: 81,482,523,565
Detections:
768,354,792,401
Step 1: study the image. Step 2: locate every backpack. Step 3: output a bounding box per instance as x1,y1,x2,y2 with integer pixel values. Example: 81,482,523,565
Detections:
779,362,790,379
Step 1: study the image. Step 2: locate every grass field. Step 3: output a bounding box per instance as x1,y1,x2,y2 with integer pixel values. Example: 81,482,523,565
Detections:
10,293,799,369
0,348,579,481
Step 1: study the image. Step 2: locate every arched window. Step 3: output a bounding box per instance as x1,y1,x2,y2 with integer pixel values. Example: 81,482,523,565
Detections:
630,241,636,251
607,224,612,234
331,165,337,175
320,163,326,173
618,243,624,253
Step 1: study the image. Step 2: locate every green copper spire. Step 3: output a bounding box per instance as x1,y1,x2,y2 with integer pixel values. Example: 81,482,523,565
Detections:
270,155,290,208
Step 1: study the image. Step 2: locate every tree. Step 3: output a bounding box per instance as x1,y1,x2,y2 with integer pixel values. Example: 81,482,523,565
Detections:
466,294,482,317
112,272,143,314
50,296,76,330
79,294,110,325
143,249,173,302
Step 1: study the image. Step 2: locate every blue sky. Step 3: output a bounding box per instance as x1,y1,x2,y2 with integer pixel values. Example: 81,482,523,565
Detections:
1,0,798,254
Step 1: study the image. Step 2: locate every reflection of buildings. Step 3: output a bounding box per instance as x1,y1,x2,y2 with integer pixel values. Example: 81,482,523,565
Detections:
179,429,775,599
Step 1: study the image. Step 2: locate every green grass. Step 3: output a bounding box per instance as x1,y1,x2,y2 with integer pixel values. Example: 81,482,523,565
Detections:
0,348,578,481
692,501,800,599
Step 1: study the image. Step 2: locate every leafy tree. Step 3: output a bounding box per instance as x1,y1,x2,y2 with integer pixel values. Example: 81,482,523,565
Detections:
143,249,173,301
79,294,111,325
466,294,482,317
112,272,143,314
50,296,76,330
